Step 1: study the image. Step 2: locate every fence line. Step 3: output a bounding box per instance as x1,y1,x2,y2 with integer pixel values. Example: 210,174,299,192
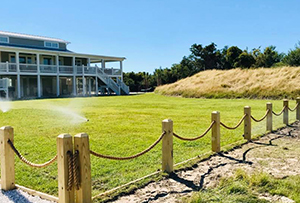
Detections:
1,98,300,203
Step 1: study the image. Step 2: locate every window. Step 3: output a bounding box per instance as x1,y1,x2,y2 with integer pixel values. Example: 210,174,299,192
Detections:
0,36,9,43
43,58,52,65
44,41,59,49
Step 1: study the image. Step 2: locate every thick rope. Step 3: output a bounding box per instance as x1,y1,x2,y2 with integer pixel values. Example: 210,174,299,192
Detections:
90,131,166,160
67,151,74,191
73,150,80,190
272,106,286,116
220,114,246,130
288,103,299,112
173,121,215,141
251,109,270,122
7,139,57,168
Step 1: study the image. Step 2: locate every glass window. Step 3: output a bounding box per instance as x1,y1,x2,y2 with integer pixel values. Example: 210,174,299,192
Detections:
44,41,59,49
27,57,32,64
0,36,9,43
10,56,16,63
43,58,52,65
19,57,26,64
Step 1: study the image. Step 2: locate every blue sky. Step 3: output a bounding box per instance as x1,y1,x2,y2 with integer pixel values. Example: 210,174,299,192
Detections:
1,0,299,72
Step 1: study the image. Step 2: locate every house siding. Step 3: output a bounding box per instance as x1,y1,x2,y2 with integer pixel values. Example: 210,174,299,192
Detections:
5,37,67,51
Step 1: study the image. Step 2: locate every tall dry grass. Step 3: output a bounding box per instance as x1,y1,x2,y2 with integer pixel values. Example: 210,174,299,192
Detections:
155,66,300,99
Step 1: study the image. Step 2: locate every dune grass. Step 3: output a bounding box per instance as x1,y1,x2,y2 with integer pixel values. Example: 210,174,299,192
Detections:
185,169,300,203
0,93,297,198
155,66,300,99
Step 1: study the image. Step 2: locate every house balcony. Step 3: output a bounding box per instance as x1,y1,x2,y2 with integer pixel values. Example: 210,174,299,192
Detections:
0,62,122,77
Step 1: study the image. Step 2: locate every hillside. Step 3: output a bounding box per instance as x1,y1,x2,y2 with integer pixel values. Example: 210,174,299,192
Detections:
154,66,300,99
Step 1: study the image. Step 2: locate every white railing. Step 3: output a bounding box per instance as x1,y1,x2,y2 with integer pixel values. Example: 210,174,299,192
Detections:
40,65,57,73
107,78,120,94
0,78,9,89
103,68,121,76
0,62,17,73
117,78,130,94
59,66,73,74
85,66,96,74
20,64,38,73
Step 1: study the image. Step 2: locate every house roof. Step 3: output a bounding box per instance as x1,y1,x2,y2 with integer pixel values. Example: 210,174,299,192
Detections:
0,31,70,44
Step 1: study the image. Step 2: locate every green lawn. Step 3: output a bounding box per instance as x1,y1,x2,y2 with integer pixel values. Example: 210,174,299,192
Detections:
0,93,297,197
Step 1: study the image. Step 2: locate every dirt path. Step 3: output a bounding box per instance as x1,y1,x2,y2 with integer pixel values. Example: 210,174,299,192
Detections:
112,122,300,203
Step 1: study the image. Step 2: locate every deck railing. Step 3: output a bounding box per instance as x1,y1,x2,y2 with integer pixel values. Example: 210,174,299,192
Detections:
20,64,38,73
40,65,57,73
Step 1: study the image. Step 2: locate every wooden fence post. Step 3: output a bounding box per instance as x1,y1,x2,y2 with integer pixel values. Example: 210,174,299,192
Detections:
74,133,92,203
0,126,15,190
244,106,251,140
266,102,272,131
296,97,300,120
283,99,289,125
162,119,173,173
211,111,220,152
57,134,74,203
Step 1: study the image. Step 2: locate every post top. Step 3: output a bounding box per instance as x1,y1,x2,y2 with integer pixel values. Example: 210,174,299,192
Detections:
0,126,13,130
244,106,251,109
297,97,300,100
162,119,173,123
57,133,72,139
74,133,88,138
212,111,219,114
283,99,289,102
266,102,272,104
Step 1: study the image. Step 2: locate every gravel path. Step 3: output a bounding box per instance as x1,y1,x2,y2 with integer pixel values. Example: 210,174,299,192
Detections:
111,122,300,203
0,186,54,203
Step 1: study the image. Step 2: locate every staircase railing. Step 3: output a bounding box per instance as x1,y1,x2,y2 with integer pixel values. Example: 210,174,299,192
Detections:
117,78,130,94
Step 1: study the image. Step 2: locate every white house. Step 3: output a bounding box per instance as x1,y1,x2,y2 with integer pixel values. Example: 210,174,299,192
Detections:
0,31,129,99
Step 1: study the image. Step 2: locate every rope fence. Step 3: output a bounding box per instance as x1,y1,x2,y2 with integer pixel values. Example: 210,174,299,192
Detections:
0,97,300,203
251,109,270,122
220,114,246,129
7,139,57,168
90,131,166,160
173,121,215,141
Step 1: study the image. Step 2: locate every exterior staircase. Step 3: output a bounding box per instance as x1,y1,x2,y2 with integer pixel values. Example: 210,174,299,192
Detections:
96,67,129,95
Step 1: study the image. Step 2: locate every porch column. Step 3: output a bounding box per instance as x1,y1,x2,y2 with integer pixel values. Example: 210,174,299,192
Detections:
101,59,105,69
82,65,86,96
87,58,91,68
56,55,60,97
88,77,91,96
95,77,98,96
120,61,123,82
72,56,77,96
37,54,41,98
16,52,21,99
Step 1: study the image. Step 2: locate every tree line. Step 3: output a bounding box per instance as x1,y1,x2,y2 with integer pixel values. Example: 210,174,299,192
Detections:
123,42,300,92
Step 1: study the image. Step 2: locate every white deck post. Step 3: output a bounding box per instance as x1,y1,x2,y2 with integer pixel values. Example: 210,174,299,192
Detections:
120,61,123,82
37,54,41,98
88,77,91,96
72,56,76,96
16,52,21,99
101,59,105,69
56,55,60,97
82,65,86,96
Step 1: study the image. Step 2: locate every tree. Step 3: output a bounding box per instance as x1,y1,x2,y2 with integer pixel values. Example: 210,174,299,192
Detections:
226,46,243,68
283,43,300,66
235,52,255,68
253,46,283,68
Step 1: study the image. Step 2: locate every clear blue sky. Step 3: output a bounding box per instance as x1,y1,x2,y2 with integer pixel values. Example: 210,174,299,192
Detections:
1,0,299,72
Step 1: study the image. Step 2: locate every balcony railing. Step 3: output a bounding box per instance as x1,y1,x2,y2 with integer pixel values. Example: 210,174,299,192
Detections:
20,64,38,73
0,63,120,76
40,65,57,73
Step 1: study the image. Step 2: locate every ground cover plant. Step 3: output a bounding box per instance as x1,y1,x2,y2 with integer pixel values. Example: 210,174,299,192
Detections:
155,66,300,99
185,169,300,203
0,94,296,197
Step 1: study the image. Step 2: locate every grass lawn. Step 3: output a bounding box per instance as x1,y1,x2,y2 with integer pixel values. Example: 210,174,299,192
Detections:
185,169,300,203
0,93,297,197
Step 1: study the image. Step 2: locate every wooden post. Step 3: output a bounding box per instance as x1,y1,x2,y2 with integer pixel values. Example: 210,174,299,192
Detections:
162,119,173,173
74,133,92,203
283,99,289,125
211,111,220,152
244,106,251,140
266,102,272,131
0,126,15,190
57,134,74,203
296,97,300,120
